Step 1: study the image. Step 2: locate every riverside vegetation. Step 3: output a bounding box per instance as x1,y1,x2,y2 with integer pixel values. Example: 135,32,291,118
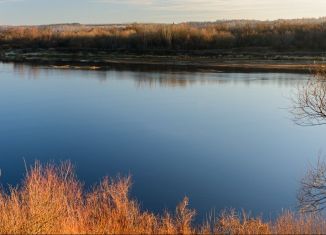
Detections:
2,18,326,52
0,161,326,234
2,19,326,72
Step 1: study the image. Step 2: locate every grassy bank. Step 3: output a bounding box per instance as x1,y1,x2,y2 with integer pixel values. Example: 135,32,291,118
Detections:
0,161,325,234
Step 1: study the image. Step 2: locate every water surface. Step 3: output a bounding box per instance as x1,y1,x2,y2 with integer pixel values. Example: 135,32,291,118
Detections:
0,63,323,219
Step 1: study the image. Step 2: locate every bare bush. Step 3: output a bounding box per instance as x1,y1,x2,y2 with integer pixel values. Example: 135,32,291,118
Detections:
298,159,326,213
291,66,326,126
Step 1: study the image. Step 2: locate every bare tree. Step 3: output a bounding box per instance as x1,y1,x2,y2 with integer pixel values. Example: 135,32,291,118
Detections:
292,66,326,214
291,66,326,126
298,159,326,213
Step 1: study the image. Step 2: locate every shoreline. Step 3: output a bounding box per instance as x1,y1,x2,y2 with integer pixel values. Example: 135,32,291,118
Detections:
0,50,324,73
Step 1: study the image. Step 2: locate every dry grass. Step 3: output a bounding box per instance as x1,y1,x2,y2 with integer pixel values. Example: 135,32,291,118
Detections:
2,19,326,51
0,161,325,234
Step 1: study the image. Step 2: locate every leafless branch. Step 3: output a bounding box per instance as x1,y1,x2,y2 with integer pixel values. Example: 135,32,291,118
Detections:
298,158,326,213
291,66,326,126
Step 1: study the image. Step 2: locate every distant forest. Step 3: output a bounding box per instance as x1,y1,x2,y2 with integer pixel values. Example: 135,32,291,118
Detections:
1,18,326,53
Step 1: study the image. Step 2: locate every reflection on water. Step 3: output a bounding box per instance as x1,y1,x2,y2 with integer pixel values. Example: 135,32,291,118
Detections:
8,62,309,88
0,62,323,220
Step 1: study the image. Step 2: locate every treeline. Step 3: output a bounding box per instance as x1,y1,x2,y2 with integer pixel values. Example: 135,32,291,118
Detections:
1,19,326,52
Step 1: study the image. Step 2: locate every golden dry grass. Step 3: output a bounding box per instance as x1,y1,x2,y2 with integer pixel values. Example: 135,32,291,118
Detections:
0,161,325,234
2,19,326,51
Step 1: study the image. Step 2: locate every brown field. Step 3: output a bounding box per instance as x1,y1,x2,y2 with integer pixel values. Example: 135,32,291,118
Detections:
0,161,325,234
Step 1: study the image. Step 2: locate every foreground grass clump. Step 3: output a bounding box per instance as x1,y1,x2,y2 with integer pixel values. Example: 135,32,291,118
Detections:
0,162,326,234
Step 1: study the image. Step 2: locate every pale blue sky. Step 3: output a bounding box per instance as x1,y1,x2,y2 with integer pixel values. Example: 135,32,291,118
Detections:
0,0,325,25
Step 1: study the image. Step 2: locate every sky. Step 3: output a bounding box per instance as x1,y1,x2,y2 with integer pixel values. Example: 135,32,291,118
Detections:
0,0,325,25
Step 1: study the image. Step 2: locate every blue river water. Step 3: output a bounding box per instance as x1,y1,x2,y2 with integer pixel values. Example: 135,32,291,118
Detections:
0,62,324,220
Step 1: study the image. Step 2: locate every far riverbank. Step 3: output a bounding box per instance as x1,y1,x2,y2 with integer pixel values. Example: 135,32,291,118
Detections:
1,49,325,73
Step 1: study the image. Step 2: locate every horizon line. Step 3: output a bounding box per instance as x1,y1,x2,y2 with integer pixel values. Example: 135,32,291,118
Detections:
1,16,326,27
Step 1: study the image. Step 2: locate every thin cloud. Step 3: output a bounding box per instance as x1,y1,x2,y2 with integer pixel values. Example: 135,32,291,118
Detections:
91,0,326,13
94,0,151,5
0,0,24,3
